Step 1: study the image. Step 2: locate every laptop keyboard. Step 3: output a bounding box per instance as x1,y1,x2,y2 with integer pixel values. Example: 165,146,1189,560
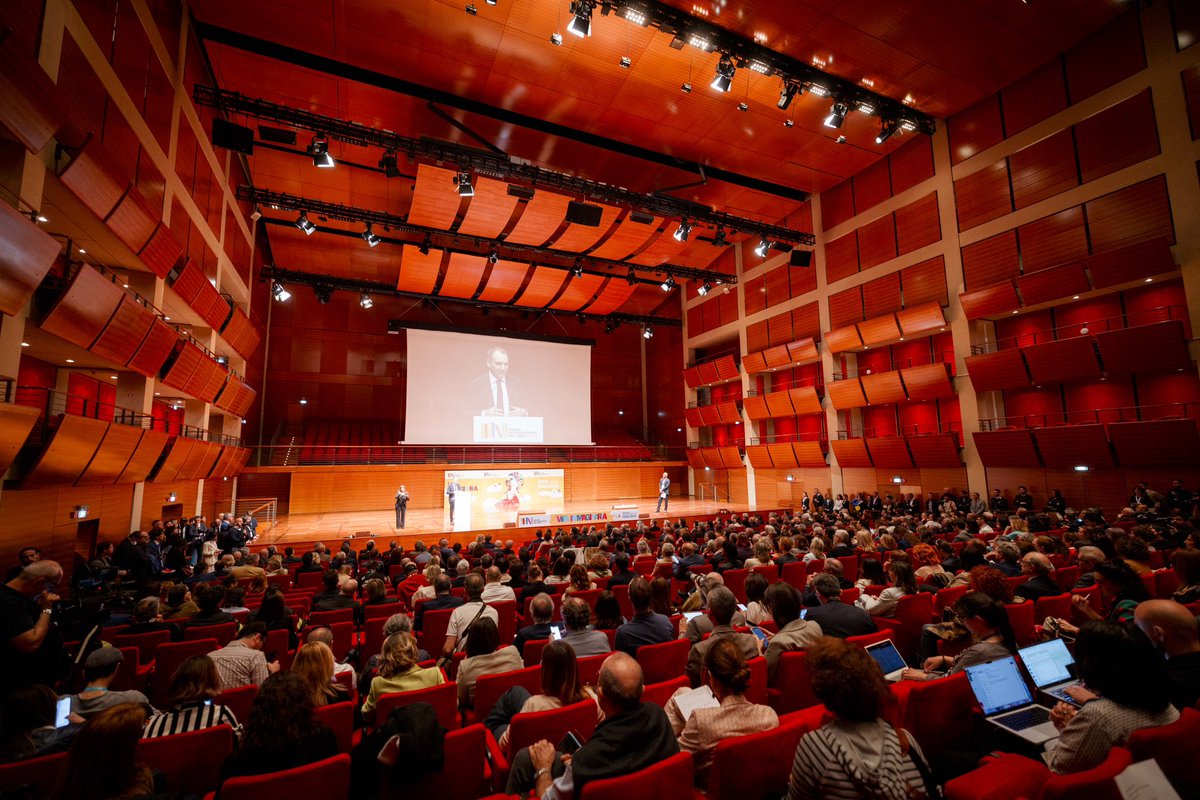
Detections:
1000,706,1051,731
1046,687,1074,703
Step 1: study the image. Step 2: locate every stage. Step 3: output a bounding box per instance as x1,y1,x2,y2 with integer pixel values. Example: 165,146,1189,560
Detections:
255,497,753,549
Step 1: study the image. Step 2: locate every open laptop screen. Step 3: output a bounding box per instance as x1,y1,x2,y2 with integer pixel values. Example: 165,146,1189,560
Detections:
1020,639,1075,689
965,656,1035,715
865,640,906,675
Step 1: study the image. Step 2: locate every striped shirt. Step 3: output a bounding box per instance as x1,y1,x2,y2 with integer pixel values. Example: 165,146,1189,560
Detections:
788,720,928,800
142,701,241,739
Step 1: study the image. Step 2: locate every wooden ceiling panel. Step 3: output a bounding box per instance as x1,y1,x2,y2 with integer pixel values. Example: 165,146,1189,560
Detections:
456,177,519,238
587,214,662,260
504,190,571,246
406,164,462,229
547,203,621,253
439,252,488,299
40,266,124,350
396,244,443,294
0,200,60,317
628,224,692,267
550,273,606,311
583,279,636,315
513,266,567,307
476,259,528,303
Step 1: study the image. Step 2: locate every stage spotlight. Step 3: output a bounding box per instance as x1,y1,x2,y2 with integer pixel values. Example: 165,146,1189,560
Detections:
313,285,333,304
754,238,770,258
294,211,316,235
465,4,477,14
361,223,382,247
713,226,727,246
681,82,692,93
711,54,735,93
455,171,475,197
550,32,563,45
488,249,499,264
660,275,676,292
673,219,692,242
619,56,631,69
418,234,432,256
876,118,899,145
698,282,712,296
777,81,801,110
378,149,400,177
568,1,592,37
272,282,291,302
308,133,335,168
824,101,849,129
626,269,637,286
642,325,654,339
572,258,584,277
359,292,374,309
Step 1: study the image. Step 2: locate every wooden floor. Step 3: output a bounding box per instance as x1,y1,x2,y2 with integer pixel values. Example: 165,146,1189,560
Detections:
258,497,752,547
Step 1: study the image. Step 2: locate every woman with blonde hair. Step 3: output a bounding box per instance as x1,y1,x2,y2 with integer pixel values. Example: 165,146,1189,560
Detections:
291,642,348,708
362,633,444,719
804,537,826,564
412,563,443,603
266,556,287,576
853,530,875,553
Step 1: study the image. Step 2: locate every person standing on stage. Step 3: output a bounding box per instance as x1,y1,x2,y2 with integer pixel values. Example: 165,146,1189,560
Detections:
446,475,462,526
395,485,409,530
656,472,671,513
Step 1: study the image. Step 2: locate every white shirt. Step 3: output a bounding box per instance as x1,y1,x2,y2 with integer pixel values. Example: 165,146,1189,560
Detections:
446,601,499,651
490,374,509,414
481,583,516,603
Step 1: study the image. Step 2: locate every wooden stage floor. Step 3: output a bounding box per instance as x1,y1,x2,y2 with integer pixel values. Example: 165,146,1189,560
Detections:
258,497,752,547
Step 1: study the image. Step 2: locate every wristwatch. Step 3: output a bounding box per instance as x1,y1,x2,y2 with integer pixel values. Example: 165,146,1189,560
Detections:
534,767,551,779
41,608,53,615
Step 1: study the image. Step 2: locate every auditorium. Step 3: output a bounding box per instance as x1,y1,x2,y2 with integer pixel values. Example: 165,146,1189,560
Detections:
3,0,1200,798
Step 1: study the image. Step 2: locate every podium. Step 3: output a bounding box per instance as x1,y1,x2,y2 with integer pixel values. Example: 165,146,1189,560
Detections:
473,416,544,443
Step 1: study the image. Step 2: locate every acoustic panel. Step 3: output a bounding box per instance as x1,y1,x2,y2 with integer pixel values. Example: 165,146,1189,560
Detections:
550,273,605,311
105,184,159,254
1094,321,1191,375
406,164,462,229
901,363,956,400
895,302,945,337
22,415,108,488
972,429,1041,467
742,351,768,375
767,443,798,469
127,319,179,378
1108,419,1200,467
456,178,519,238
1086,236,1175,289
825,326,863,354
965,349,1030,392
59,139,127,220
505,190,572,246
906,434,963,467
40,266,124,350
785,339,820,366
513,266,567,308
91,296,155,368
788,386,823,416
0,403,39,475
76,423,143,486
857,315,901,346
587,214,661,260
861,371,907,406
1022,336,1102,384
0,34,67,153
764,391,796,419
550,203,621,253
830,438,873,468
0,200,61,316
161,341,203,392
743,395,770,421
959,281,1021,320
1031,424,1114,468
745,445,773,469
438,253,488,299
397,245,443,294
138,221,183,278
628,224,691,266
584,280,636,315
827,379,868,410
1017,262,1090,307
792,441,829,468
865,436,913,469
150,436,196,482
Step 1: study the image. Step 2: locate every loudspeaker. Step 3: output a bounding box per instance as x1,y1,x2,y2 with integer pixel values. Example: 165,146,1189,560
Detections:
565,201,604,227
212,119,254,155
789,250,813,267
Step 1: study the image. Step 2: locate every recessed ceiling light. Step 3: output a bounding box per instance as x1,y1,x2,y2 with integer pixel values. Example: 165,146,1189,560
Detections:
163,316,170,321
65,358,74,363
154,392,160,396
20,342,29,347
1072,295,1080,300
109,375,118,380
122,283,129,288
78,248,86,254
1144,277,1153,283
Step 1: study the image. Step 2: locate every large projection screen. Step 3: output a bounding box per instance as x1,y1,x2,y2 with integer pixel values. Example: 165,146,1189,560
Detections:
404,329,594,445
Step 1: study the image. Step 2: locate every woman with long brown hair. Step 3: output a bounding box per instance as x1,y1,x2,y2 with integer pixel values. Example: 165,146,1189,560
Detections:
142,655,241,739
484,641,602,753
55,704,154,800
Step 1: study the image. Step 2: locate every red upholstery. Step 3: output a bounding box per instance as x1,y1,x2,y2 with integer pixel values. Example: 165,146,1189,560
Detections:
875,592,933,661
213,753,350,800
707,706,826,800
577,653,607,686
722,569,749,602
1154,569,1181,599
1125,706,1200,796
1052,566,1079,591
111,630,171,666
935,585,970,617
611,584,633,620
308,608,354,627
781,562,807,589
745,656,768,705
489,600,517,646
751,565,779,584
1004,603,1037,648
1039,747,1132,800
419,608,455,656
473,664,542,721
398,724,492,800
364,616,388,661
313,700,355,753
292,571,325,590
840,587,861,604
839,555,860,582
900,672,974,759
326,621,354,661
182,622,237,645
579,751,694,800
138,724,234,795
0,752,68,798
503,697,598,757
375,681,459,730
944,753,1054,800
844,628,890,649
643,675,690,707
365,602,401,622
635,638,690,684
110,645,150,691
215,683,257,724
767,651,819,713
1034,594,1072,624
150,639,218,707
806,559,827,576
522,638,550,667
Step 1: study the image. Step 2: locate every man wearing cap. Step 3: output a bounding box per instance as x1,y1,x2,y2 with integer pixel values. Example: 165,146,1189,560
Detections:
68,646,156,717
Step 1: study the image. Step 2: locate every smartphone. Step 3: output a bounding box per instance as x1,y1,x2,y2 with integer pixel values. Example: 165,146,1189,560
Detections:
559,731,584,755
55,697,71,728
737,603,747,612
550,625,563,641
750,626,769,644
799,608,808,620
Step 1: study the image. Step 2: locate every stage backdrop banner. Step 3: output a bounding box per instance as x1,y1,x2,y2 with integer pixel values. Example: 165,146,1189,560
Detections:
445,469,564,531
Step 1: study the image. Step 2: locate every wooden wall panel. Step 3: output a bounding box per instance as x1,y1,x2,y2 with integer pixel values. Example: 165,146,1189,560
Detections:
1075,91,1159,183
0,201,61,317
961,231,1020,290
948,94,1005,165
856,214,898,270
889,136,935,194
117,428,170,484
139,222,183,278
831,438,873,468
1064,11,1145,103
824,231,859,283
955,160,1012,231
77,424,143,485
828,287,864,329
900,257,948,308
91,296,155,366
1085,176,1174,252
862,273,902,319
127,319,178,378
1009,130,1079,210
59,139,127,220
1184,64,1200,141
861,372,906,405
1002,57,1069,136
0,484,137,578
827,379,867,410
151,436,196,482
106,185,159,254
894,193,940,256
40,266,124,350
852,159,892,216
857,315,901,346
140,480,200,531
896,302,946,336
0,404,39,475
1017,262,1091,307
1018,207,1089,272
22,415,109,488
821,180,856,231
161,342,203,392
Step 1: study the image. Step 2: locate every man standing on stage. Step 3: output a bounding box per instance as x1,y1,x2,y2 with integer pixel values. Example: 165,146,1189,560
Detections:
446,475,461,526
395,485,409,529
656,471,671,513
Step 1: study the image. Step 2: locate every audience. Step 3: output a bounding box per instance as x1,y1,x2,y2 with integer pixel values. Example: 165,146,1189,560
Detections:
804,574,876,639
1054,559,1149,635
900,593,1015,681
362,633,444,719
443,573,499,655
456,617,522,709
559,596,612,657
68,646,155,718
291,641,350,708
615,577,673,656
856,561,917,617
1,684,81,761
685,586,761,687
514,593,555,656
1133,599,1200,710
1169,548,1200,604
53,703,154,800
763,582,824,682
485,641,602,753
591,591,625,630
142,654,240,739
208,622,280,690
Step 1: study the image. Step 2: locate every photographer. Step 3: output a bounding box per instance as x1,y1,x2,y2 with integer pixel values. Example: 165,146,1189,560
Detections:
0,561,66,699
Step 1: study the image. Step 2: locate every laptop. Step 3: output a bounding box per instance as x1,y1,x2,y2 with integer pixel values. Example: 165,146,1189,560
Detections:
964,656,1059,745
864,639,907,682
1019,639,1083,706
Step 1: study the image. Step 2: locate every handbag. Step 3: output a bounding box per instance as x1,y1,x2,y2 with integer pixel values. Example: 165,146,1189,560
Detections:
436,602,487,671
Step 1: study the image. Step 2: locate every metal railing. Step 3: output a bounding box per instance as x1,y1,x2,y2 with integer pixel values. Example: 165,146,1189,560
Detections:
253,443,687,467
748,431,828,446
697,482,732,502
979,404,1199,430
832,350,955,380
836,421,964,439
970,305,1188,355
745,373,825,393
233,497,277,531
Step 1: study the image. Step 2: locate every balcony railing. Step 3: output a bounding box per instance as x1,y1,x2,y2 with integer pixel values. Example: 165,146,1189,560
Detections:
835,421,964,439
978,403,1199,430
746,373,825,393
832,350,955,381
253,443,688,467
748,431,828,446
970,305,1188,355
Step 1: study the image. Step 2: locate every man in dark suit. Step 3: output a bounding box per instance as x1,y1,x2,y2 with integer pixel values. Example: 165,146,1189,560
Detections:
672,542,704,580
415,575,463,631
805,574,876,638
1015,552,1060,602
445,475,461,526
467,346,527,417
394,485,409,529
606,552,636,587
514,592,555,655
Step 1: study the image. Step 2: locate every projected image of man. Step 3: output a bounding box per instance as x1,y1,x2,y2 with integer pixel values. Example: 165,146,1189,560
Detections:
471,347,527,417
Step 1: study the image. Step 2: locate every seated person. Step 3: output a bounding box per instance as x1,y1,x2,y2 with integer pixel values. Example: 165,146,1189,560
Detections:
291,641,351,708
122,596,181,641
1047,620,1179,774
1013,552,1059,603
900,593,1015,681
514,593,555,656
68,647,155,718
208,623,279,691
143,655,241,739
679,573,747,643
1169,548,1200,605
55,704,155,799
162,584,198,621
667,639,778,785
787,637,932,798
591,592,625,631
559,596,612,657
686,586,762,688
484,641,603,753
0,685,82,761
187,583,236,627
1134,599,1200,710
855,561,918,618
764,582,824,683
415,574,463,631
443,573,498,656
803,574,876,639
456,617,523,710
248,588,298,650
615,577,673,656
742,572,771,626
361,632,444,721
563,564,595,595
219,672,338,786
1053,560,1150,635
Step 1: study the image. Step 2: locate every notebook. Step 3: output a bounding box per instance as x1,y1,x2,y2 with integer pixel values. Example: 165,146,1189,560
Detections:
964,656,1059,745
1019,639,1083,706
864,639,907,682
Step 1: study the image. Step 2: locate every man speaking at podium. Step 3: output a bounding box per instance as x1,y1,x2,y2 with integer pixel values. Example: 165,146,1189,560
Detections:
469,346,528,417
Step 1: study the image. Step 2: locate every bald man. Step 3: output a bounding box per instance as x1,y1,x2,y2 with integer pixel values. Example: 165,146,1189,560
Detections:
1015,552,1059,602
1,560,65,697
1134,599,1200,710
518,652,679,799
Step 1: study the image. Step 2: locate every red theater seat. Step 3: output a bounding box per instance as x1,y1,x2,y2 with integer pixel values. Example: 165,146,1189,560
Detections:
635,638,690,685
578,751,694,800
138,724,234,795
210,754,350,800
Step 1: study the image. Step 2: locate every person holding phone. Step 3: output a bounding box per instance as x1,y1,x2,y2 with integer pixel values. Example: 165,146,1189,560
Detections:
0,684,83,761
0,560,65,699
